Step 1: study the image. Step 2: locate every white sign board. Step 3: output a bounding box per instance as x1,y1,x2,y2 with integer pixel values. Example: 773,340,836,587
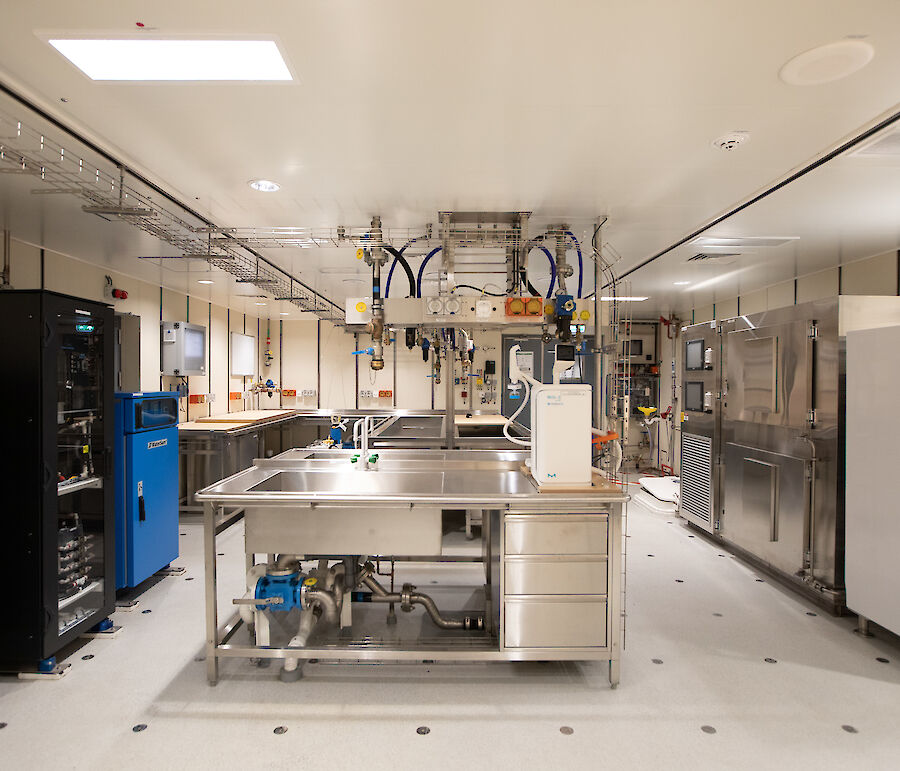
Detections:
230,332,256,377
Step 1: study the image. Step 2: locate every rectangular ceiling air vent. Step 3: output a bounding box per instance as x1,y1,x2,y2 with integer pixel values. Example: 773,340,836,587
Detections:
851,129,900,158
688,252,741,261
691,236,797,248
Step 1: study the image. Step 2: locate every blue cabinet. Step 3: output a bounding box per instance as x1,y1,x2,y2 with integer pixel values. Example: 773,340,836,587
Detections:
114,392,180,589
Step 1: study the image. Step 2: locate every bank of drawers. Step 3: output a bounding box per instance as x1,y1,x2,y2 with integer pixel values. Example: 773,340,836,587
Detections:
503,514,609,649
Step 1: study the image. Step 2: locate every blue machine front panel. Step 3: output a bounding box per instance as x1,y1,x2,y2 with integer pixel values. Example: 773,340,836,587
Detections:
124,426,179,586
114,393,180,589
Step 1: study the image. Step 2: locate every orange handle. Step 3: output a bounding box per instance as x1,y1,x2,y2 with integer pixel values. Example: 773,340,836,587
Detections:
592,431,619,445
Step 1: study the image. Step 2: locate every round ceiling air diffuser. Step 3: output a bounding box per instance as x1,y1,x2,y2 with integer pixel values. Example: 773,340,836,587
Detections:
779,40,874,86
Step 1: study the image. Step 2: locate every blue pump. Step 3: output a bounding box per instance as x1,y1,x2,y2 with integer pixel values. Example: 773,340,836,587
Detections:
254,572,308,612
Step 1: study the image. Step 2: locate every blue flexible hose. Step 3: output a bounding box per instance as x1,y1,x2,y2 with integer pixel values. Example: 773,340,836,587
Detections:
416,246,442,297
538,246,557,298
565,230,583,298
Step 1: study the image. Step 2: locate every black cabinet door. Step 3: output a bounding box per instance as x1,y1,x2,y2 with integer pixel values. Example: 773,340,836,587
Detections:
0,290,115,665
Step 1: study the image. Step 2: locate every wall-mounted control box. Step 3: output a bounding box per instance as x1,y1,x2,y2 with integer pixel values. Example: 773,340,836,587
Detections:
161,321,206,376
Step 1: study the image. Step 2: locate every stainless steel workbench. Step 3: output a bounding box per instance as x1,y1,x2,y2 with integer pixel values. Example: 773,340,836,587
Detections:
196,449,628,687
180,410,528,515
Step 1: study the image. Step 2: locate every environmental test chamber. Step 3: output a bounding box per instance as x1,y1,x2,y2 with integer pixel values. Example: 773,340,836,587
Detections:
678,297,900,611
0,290,115,670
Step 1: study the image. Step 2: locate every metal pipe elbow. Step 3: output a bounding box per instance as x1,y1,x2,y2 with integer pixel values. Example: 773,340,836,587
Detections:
410,592,464,630
305,589,339,624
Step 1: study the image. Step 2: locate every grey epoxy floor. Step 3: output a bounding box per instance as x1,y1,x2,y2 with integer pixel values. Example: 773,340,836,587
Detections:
2,497,900,770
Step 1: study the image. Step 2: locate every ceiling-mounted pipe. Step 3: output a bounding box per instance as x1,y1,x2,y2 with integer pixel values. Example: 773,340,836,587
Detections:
366,216,387,371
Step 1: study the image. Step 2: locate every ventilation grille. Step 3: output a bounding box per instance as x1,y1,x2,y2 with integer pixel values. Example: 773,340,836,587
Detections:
852,129,900,158
688,252,741,262
680,433,713,526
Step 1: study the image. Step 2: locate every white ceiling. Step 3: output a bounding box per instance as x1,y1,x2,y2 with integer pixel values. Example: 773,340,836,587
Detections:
1,0,899,317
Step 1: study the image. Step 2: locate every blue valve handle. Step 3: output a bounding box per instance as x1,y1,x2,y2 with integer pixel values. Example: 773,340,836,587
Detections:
352,347,375,356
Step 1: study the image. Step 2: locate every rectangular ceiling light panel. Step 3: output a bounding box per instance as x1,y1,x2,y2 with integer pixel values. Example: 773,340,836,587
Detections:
48,39,292,81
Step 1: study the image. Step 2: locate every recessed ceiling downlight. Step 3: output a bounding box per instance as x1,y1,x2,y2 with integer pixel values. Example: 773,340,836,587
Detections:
779,40,874,86
249,179,280,192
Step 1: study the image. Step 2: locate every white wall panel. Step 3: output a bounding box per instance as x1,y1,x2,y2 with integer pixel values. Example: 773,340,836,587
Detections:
10,239,41,288
797,268,838,304
694,304,714,323
280,319,318,409
209,303,229,415
767,280,795,310
842,252,898,296
739,288,767,316
187,297,210,421
715,298,738,320
319,321,355,409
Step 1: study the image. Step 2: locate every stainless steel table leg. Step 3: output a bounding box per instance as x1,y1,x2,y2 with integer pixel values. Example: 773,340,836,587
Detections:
857,615,873,637
608,504,623,688
184,451,193,513
204,501,219,685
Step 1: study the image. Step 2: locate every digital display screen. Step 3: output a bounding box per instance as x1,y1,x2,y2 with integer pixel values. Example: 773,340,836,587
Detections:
685,381,705,412
75,323,94,333
685,339,704,371
556,344,576,362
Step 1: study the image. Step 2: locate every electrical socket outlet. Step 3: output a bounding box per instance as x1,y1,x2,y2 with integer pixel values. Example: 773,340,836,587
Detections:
359,389,373,398
301,389,316,397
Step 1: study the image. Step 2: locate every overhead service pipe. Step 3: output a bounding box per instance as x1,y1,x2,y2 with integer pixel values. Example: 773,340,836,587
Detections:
593,216,606,434
366,216,386,371
551,224,574,296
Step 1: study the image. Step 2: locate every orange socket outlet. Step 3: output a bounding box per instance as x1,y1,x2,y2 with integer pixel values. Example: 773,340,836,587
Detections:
229,391,242,401
505,296,543,316
281,389,297,397
378,389,393,398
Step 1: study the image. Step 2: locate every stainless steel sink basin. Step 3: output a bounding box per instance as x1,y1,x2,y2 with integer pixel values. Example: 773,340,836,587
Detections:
249,469,446,496
246,467,537,497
